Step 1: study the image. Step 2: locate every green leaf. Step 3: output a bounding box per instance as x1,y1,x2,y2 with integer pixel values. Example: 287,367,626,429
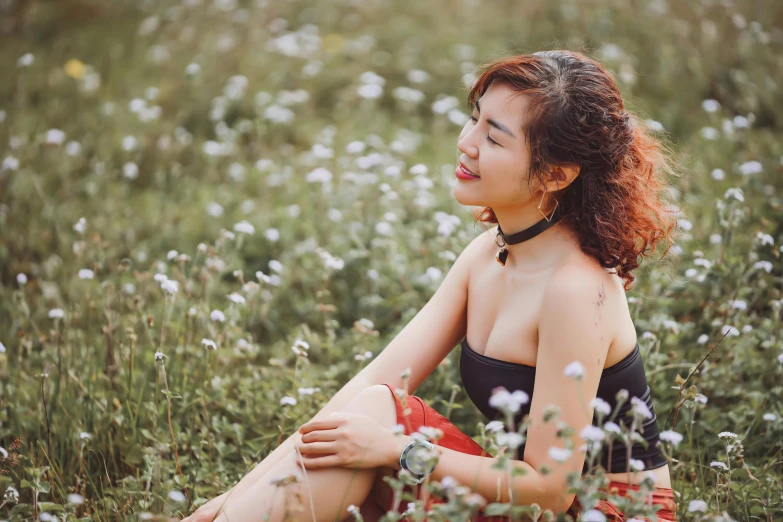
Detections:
482,503,512,516
38,502,65,512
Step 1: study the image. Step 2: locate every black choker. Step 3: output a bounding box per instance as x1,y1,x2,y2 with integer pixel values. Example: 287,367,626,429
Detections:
495,207,564,266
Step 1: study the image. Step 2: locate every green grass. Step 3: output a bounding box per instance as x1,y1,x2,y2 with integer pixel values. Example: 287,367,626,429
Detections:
1,0,782,520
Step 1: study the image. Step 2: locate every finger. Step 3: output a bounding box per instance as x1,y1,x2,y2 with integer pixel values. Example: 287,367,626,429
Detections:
296,454,341,469
297,441,338,455
298,416,343,434
301,430,338,443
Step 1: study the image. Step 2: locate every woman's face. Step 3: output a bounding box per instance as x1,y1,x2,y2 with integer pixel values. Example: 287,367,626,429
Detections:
454,82,540,211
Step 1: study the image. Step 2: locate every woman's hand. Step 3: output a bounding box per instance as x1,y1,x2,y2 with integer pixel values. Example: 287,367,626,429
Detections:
295,412,405,470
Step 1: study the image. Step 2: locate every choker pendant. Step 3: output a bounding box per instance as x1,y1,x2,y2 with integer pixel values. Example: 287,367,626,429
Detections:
495,233,509,266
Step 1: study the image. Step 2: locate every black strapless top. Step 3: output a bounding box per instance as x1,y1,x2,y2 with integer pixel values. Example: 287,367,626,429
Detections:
459,337,668,474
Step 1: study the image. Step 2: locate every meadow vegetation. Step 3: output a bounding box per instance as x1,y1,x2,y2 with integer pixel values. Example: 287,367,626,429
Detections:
1,0,782,520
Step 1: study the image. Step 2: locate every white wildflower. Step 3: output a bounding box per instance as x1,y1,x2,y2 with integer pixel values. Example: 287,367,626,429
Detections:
724,187,744,202
710,461,728,471
629,459,645,471
729,299,746,310
228,292,246,304
548,446,572,463
17,273,27,285
580,425,605,442
280,396,297,406
233,220,255,235
701,99,720,113
306,167,333,183
718,431,738,439
484,420,505,433
154,351,166,363
122,162,139,180
659,430,683,446
168,490,186,503
48,308,65,319
418,426,443,441
590,397,612,416
375,221,393,236
582,509,606,522
753,260,773,273
488,387,529,413
2,156,20,171
738,160,762,176
210,309,226,322
564,360,585,380
73,217,87,234
755,232,774,246
160,279,178,294
78,268,94,279
45,128,65,145
496,431,524,449
762,413,776,421
688,499,708,512
201,338,217,350
630,396,653,419
265,228,280,241
721,325,740,337
67,493,84,505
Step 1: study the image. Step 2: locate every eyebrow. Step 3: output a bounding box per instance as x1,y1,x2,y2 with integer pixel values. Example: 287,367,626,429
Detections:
475,100,517,138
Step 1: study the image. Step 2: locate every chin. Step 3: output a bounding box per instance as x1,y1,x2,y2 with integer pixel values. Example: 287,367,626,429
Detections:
451,183,484,208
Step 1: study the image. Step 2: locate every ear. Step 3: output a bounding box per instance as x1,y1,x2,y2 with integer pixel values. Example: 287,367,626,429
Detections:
541,164,580,194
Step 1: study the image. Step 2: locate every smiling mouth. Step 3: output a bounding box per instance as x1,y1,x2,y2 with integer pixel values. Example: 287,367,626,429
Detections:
459,165,480,177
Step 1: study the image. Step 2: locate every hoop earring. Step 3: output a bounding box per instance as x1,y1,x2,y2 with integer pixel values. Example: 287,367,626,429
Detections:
538,187,559,222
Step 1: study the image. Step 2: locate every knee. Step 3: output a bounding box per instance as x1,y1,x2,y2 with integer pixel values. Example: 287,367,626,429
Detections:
343,384,397,421
353,384,395,408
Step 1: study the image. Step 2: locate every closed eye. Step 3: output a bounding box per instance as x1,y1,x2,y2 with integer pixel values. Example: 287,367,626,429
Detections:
470,116,500,146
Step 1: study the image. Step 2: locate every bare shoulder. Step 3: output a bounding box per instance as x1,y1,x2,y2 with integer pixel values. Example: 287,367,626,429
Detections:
545,257,624,306
540,257,625,344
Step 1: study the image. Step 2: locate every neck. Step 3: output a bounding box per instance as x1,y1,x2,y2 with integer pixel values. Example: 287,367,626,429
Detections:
493,205,576,270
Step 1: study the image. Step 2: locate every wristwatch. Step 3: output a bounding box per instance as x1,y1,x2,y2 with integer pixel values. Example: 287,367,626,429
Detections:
399,438,436,484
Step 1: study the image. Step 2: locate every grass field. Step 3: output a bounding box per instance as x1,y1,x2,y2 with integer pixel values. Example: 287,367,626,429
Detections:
1,0,782,520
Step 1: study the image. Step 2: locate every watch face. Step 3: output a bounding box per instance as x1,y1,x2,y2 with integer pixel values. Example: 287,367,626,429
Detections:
405,446,430,475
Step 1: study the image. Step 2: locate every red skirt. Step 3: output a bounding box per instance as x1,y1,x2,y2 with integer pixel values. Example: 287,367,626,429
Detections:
379,383,677,521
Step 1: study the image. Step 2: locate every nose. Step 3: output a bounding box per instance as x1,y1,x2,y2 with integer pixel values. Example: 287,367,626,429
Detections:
457,123,479,159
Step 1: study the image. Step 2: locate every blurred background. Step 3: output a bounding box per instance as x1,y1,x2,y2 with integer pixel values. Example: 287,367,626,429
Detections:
1,0,782,519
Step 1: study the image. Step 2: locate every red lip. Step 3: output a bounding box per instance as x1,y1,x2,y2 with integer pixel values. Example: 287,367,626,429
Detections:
457,163,480,180
460,162,478,176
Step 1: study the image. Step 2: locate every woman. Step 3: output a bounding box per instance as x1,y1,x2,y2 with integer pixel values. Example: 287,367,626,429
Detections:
183,50,680,522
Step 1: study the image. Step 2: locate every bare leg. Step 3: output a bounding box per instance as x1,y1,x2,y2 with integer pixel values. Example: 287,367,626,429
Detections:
214,385,399,522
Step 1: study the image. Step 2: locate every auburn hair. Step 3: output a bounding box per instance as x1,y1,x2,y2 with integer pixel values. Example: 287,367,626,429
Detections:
467,50,681,290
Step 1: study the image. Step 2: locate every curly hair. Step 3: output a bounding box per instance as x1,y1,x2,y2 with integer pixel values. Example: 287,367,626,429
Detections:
468,50,681,290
